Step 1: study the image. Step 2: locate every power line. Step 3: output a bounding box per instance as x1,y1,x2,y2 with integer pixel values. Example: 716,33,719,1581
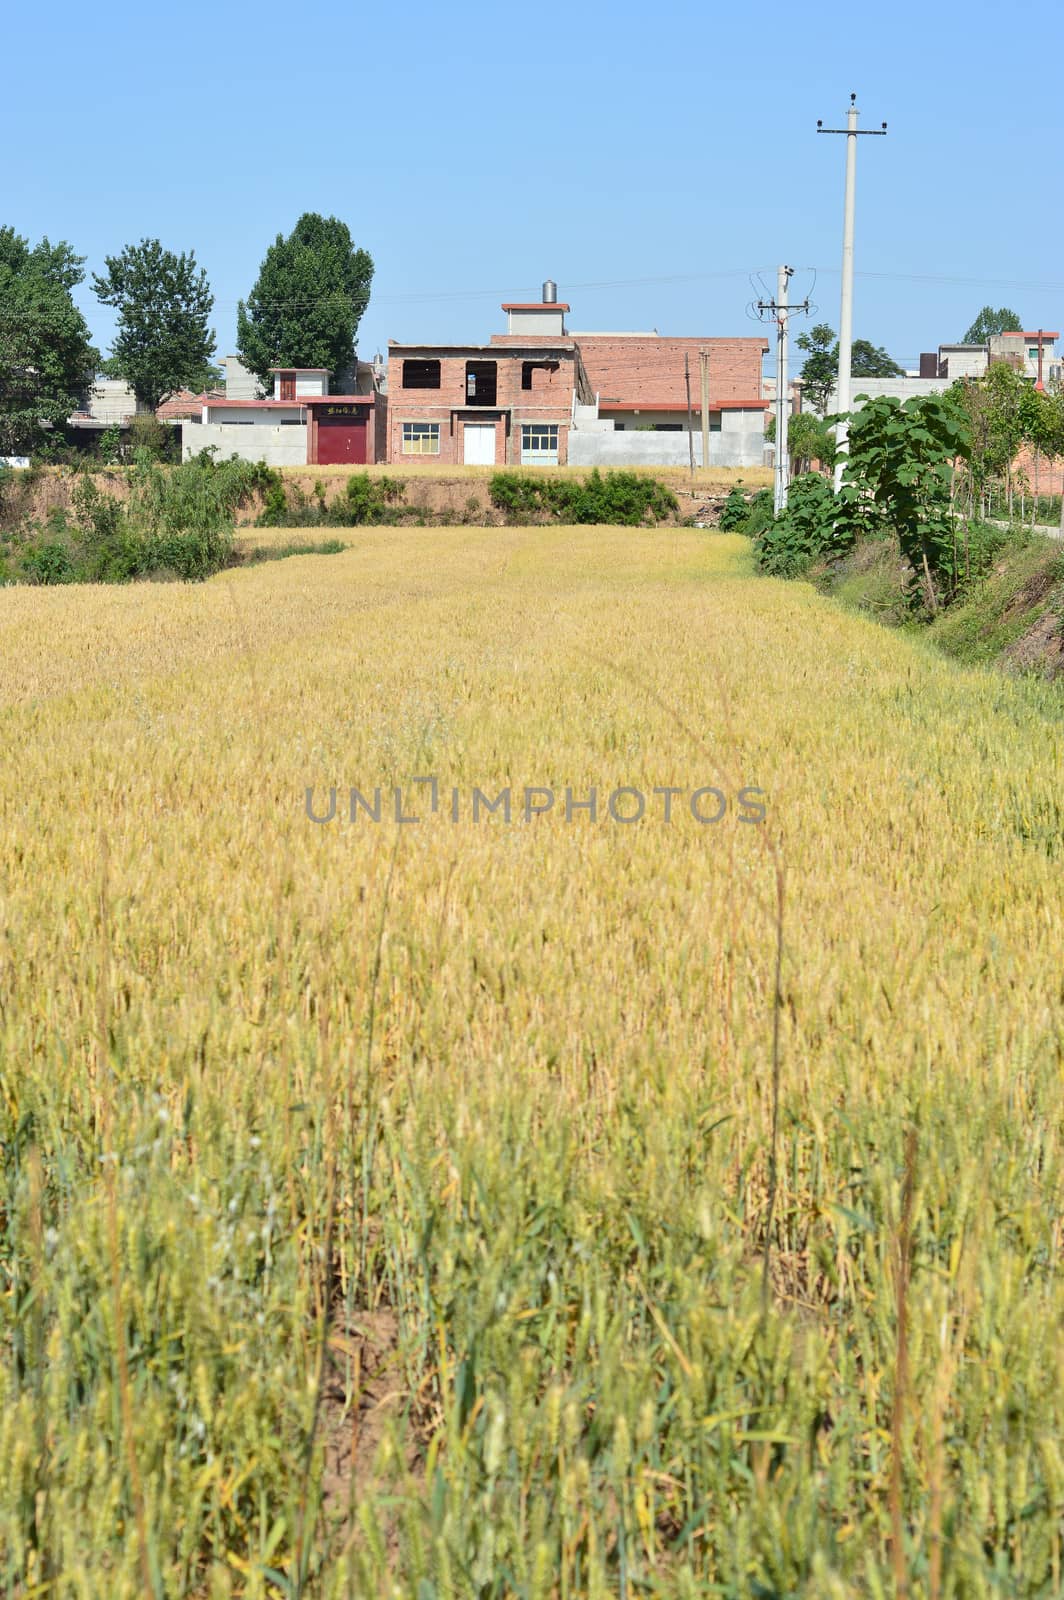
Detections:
5,262,1059,326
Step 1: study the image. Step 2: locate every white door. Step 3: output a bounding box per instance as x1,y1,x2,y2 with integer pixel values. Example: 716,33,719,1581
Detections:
463,424,496,465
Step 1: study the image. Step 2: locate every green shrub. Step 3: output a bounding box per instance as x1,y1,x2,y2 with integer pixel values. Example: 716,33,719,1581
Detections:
243,538,347,564
487,472,552,518
754,473,848,578
257,473,290,527
20,541,75,584
717,486,776,537
98,425,124,465
742,488,775,537
331,473,407,525
718,487,750,531
7,452,267,585
488,469,677,525
127,412,178,462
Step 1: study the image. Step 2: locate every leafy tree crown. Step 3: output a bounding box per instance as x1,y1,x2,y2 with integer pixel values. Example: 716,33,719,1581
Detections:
0,226,99,454
961,306,1023,344
795,323,903,414
92,239,216,412
237,214,373,391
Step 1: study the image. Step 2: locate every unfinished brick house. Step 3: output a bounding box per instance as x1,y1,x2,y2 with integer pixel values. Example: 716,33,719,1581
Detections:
573,335,767,429
387,285,769,468
387,291,593,467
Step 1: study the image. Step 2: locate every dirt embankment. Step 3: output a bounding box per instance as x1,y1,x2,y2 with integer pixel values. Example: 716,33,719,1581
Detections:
2,465,770,533
263,475,749,528
1,466,136,528
825,534,1064,683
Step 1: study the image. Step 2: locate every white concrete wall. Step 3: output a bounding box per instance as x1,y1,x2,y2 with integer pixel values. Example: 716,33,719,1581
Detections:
507,308,566,337
206,405,304,424
221,355,262,399
569,406,763,468
269,373,329,398
809,376,950,413
85,380,147,423
182,423,308,466
607,411,726,433
569,413,764,469
938,347,987,380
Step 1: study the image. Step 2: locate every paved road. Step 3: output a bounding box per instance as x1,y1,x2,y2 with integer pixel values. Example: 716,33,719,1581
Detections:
990,518,1063,541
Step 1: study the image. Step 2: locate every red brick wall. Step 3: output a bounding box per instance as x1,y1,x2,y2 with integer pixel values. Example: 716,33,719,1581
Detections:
1014,446,1064,496
373,394,387,465
386,349,576,465
573,336,767,409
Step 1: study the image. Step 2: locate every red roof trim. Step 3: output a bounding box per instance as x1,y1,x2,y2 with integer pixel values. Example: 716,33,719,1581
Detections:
1018,331,1058,340
501,302,571,312
598,399,769,412
204,395,373,409
267,366,331,373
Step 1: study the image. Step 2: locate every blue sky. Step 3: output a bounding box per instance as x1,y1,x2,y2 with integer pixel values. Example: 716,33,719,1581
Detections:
7,0,1063,376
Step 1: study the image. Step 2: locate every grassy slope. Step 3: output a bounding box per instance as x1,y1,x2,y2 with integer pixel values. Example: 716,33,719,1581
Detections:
1,530,1062,1596
926,534,1064,670
826,530,1064,680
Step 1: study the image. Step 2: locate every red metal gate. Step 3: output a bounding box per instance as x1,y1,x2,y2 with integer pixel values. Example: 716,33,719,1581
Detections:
315,415,368,465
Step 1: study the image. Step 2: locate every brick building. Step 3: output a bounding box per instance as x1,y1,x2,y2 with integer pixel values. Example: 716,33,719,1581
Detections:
387,295,593,467
572,334,767,429
386,286,769,468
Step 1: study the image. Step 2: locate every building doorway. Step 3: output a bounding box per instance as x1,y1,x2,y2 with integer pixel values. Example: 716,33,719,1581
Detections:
463,423,496,465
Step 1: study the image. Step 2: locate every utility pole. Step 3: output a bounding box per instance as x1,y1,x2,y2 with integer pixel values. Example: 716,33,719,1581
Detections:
775,266,792,515
817,94,887,489
684,353,696,480
756,269,809,514
699,349,710,474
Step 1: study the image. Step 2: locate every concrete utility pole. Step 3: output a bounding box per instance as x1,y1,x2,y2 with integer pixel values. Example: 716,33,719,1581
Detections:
756,271,809,514
699,349,710,473
817,95,887,490
775,266,793,516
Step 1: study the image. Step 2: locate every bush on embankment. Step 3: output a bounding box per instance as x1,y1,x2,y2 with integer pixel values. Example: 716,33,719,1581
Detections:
725,386,1064,682
0,451,271,584
488,468,678,524
255,467,680,529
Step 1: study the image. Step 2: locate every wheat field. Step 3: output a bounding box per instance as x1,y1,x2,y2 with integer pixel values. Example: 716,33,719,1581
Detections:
1,527,1062,1597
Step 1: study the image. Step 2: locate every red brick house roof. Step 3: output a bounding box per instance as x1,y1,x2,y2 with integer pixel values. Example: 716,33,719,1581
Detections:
156,389,219,420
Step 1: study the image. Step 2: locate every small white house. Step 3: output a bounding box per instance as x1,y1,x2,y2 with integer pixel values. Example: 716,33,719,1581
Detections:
183,366,382,466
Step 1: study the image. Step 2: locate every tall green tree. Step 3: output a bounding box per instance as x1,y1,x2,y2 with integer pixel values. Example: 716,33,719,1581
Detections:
92,240,216,412
764,410,836,473
795,324,836,415
838,391,971,609
961,306,1022,343
0,228,99,455
796,323,903,414
951,365,1029,515
236,214,373,390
